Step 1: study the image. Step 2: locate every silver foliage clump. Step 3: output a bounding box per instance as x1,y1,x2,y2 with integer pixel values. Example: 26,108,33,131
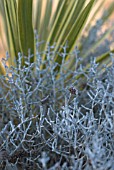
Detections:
0,40,114,169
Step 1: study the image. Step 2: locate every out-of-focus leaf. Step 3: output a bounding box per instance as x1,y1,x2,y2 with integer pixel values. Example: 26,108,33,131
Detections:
48,0,86,46
54,0,95,68
17,0,34,61
84,0,106,33
39,0,52,51
96,49,114,64
0,0,114,76
0,62,6,75
34,0,42,31
1,0,19,66
101,2,114,24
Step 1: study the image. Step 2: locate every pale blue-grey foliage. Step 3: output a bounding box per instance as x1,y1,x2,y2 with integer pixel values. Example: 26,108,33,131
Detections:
0,39,114,169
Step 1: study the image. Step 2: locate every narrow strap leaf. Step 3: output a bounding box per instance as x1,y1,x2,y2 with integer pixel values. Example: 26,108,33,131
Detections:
17,0,34,61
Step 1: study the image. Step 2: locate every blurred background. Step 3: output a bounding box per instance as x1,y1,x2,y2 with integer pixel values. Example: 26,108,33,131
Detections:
0,0,114,59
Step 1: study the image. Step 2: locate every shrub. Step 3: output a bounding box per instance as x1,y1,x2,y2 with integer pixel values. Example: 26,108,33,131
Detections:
0,42,114,170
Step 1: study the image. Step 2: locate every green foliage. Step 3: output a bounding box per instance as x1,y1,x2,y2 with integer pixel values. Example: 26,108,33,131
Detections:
0,0,114,75
18,0,34,59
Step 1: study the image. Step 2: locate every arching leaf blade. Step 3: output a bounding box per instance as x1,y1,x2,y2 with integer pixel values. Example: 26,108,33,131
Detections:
17,0,34,61
54,0,95,68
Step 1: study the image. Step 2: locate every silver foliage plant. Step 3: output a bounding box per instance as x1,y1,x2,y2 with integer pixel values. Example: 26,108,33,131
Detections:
0,38,114,169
